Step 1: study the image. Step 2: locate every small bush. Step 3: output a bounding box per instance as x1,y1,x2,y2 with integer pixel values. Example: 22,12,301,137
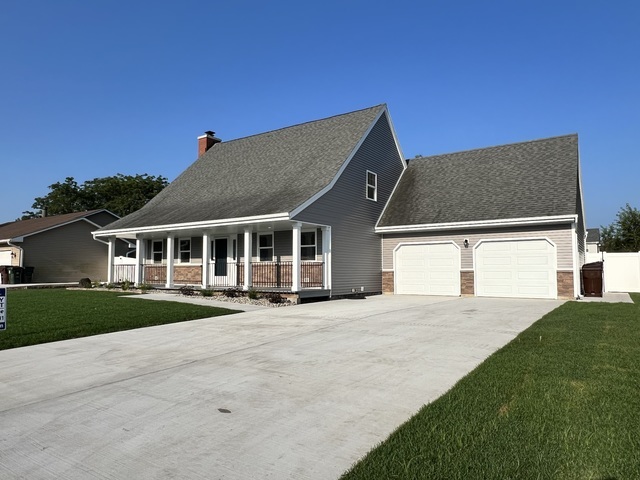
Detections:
224,288,243,298
105,283,116,290
121,280,131,291
265,292,285,304
138,283,152,292
201,289,214,297
92,280,101,288
247,288,260,300
79,278,92,288
179,285,195,296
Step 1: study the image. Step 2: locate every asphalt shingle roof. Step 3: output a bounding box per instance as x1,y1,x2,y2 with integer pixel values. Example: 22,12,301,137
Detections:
378,134,580,227
100,105,385,232
0,210,108,240
586,228,600,243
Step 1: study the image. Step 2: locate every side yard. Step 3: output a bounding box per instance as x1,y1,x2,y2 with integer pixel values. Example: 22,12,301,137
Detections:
342,294,640,479
0,289,240,350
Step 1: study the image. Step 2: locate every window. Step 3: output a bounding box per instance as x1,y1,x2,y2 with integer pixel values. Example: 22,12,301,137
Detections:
259,233,273,261
179,238,191,263
366,171,377,201
301,231,316,261
152,240,163,264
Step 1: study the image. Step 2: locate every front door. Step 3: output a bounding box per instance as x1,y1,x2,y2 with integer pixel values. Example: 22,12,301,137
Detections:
214,238,228,277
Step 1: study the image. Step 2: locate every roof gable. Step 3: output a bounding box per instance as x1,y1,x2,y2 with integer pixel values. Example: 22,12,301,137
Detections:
100,105,386,232
378,134,580,228
0,210,117,241
586,228,600,243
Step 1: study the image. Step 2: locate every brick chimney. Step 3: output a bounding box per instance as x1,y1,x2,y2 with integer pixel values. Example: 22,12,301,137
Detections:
198,131,221,156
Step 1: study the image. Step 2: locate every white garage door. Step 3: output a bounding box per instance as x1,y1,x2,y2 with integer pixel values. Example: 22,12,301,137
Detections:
395,243,460,296
475,239,557,299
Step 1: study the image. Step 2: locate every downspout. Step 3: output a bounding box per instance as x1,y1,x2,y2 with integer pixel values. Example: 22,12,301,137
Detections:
7,239,24,267
571,221,580,299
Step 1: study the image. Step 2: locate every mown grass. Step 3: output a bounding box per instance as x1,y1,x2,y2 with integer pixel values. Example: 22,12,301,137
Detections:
0,289,240,350
342,299,640,480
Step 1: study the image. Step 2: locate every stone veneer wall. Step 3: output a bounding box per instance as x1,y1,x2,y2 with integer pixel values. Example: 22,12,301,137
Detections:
557,271,574,298
174,265,202,284
461,271,474,295
382,271,394,293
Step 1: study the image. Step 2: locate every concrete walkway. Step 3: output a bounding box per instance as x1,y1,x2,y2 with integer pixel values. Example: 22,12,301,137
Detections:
577,292,635,303
0,295,563,479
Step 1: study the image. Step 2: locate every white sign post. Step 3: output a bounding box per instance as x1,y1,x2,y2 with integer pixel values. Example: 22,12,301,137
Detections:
0,288,6,330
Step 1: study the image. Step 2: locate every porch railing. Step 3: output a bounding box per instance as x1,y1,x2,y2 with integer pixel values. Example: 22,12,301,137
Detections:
129,261,324,289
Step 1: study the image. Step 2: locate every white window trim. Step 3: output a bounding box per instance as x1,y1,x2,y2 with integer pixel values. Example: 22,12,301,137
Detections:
151,240,163,264
178,238,191,264
366,170,377,201
258,232,274,262
301,229,317,261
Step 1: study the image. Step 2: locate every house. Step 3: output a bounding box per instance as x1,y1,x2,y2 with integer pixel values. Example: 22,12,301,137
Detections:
94,105,406,298
94,105,586,300
0,210,127,283
377,134,586,299
586,228,601,254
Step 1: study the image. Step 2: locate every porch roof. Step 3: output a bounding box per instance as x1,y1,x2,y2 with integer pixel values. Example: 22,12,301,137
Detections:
96,105,385,236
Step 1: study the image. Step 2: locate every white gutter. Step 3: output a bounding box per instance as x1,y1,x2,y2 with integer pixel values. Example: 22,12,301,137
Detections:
375,214,579,234
93,212,291,238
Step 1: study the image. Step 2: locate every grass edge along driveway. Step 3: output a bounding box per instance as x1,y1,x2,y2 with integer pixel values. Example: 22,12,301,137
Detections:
0,289,240,350
342,295,640,480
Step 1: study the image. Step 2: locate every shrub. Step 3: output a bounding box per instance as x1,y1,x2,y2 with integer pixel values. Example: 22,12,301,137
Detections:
200,289,214,297
121,280,131,291
78,278,92,288
223,288,243,298
179,285,195,296
138,283,152,292
105,283,116,290
247,288,260,300
92,280,101,288
265,292,285,304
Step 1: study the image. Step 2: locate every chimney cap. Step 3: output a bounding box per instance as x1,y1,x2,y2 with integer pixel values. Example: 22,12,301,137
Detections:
204,130,215,136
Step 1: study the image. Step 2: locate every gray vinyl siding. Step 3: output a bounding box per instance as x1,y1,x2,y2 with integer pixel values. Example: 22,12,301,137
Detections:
21,220,113,283
293,113,404,296
87,211,120,229
173,237,203,263
382,224,575,271
238,229,322,262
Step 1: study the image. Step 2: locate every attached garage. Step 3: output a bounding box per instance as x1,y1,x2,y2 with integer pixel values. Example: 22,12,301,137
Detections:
475,239,557,299
394,242,460,295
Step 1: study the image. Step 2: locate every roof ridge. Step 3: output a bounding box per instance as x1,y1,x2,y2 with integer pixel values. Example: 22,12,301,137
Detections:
208,104,386,147
412,133,578,161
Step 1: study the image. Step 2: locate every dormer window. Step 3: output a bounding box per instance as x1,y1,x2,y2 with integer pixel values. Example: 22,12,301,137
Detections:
366,171,377,201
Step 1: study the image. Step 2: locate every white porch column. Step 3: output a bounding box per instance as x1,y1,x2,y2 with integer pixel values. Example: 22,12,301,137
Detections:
322,226,331,290
135,237,145,286
166,235,175,288
202,233,210,288
107,237,115,284
292,222,302,292
243,227,252,291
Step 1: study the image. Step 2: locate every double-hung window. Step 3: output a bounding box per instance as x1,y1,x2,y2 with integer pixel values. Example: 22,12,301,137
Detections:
152,240,163,264
301,231,316,261
366,170,377,201
179,238,191,263
259,233,273,261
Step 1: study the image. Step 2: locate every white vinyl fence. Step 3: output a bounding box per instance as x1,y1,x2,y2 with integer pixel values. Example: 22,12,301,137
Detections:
113,256,137,283
591,252,640,293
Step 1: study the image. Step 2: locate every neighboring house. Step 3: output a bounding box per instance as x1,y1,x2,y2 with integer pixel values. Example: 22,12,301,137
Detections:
94,105,587,300
0,210,127,283
586,228,601,254
377,134,586,299
94,105,406,298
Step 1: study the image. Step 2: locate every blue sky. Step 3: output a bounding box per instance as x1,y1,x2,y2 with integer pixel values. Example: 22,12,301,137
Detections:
1,1,638,227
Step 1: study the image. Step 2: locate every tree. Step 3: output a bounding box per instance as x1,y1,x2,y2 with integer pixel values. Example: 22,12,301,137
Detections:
600,203,640,252
21,173,168,219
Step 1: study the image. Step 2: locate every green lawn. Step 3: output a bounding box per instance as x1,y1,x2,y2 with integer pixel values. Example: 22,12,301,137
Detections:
342,297,640,480
0,289,240,350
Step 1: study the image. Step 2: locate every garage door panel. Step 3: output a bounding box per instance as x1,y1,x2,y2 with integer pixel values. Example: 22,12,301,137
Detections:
476,239,556,299
395,243,460,296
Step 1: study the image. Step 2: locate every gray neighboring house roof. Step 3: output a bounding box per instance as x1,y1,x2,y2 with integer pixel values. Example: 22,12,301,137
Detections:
378,134,580,228
0,210,117,242
98,105,386,232
586,228,600,243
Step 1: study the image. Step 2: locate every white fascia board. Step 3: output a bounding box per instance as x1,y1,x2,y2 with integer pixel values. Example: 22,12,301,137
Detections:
375,214,579,234
576,141,587,234
289,106,388,219
93,212,291,238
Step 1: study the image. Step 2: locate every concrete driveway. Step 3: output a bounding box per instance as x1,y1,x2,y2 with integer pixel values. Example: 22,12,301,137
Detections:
0,295,563,479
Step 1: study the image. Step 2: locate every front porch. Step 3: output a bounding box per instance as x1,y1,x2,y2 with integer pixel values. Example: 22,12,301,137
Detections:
106,221,331,294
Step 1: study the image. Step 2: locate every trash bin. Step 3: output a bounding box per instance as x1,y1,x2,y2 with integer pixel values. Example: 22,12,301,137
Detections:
23,266,35,283
7,266,23,284
582,261,603,297
0,266,8,284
